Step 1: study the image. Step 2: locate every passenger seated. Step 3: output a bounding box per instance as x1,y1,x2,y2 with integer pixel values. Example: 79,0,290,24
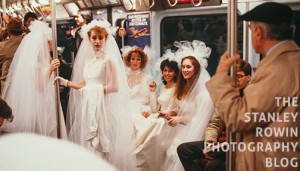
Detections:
177,59,252,171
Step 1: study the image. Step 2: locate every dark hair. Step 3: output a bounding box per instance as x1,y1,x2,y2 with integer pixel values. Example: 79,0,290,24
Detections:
0,98,12,119
24,12,38,23
236,59,252,76
123,47,148,69
175,56,201,100
160,59,179,85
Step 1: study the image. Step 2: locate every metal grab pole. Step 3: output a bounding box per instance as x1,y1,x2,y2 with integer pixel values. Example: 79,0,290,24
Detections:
227,0,237,171
121,19,126,49
50,0,61,139
2,0,6,27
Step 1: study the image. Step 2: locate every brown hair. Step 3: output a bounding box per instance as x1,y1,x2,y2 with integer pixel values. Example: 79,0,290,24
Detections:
87,26,108,39
174,56,201,100
123,47,148,69
236,59,252,76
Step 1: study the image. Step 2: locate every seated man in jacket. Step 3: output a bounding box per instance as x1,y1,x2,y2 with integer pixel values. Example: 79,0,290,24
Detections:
177,59,252,171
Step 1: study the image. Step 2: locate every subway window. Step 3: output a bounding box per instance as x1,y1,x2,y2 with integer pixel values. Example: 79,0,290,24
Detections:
161,15,244,76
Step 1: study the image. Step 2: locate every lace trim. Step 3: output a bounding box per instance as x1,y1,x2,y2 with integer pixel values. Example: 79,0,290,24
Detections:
127,69,143,89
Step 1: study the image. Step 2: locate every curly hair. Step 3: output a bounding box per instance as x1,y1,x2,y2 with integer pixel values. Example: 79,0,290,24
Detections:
160,59,179,85
87,26,108,39
123,47,148,69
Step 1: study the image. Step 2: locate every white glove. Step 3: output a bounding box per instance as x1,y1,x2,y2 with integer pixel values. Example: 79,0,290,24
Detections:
54,76,68,87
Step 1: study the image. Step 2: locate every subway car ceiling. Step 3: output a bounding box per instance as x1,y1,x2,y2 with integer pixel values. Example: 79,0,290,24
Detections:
0,0,224,20
2,0,300,20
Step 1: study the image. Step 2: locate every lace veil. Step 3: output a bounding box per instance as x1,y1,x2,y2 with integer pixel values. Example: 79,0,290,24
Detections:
67,19,136,171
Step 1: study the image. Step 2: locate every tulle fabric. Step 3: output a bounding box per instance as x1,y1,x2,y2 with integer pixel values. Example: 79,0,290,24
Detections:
134,87,176,171
1,20,67,138
163,68,214,171
67,19,136,171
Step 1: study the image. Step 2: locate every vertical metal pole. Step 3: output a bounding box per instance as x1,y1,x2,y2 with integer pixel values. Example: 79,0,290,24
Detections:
2,0,6,27
227,0,237,171
50,0,61,139
245,2,249,62
121,19,126,49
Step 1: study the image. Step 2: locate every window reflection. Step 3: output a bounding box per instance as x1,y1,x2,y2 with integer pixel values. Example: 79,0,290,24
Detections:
161,15,243,76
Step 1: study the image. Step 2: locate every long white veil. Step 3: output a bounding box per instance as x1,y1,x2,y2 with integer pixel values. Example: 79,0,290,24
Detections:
67,19,136,171
1,20,67,138
164,40,215,171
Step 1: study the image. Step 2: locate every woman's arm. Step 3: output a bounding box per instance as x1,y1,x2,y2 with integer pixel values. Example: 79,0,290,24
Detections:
55,76,85,90
67,81,86,90
104,59,118,93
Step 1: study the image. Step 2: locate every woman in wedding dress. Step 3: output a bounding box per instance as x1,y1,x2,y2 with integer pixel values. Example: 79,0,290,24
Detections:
122,46,157,136
56,20,136,171
134,50,180,171
1,20,66,138
161,40,215,171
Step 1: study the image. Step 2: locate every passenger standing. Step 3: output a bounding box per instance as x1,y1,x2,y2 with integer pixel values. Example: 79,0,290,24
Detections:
57,19,136,171
1,20,67,139
71,10,92,56
206,2,300,170
0,17,24,96
23,12,38,34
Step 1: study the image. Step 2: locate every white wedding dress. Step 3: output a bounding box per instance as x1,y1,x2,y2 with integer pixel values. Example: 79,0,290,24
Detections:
68,53,111,156
127,69,156,136
67,20,136,171
1,20,67,138
134,86,178,171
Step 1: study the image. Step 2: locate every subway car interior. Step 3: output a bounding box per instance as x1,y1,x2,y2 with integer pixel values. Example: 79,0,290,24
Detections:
1,0,300,170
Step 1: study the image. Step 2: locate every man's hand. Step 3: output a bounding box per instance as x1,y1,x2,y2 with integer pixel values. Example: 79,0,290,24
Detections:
118,28,126,37
216,51,240,73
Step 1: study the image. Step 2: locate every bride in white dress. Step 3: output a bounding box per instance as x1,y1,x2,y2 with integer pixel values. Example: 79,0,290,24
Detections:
134,51,180,171
56,20,136,171
161,40,215,171
1,20,67,138
122,46,157,136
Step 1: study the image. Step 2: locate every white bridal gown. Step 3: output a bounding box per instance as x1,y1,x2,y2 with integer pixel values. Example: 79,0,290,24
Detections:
134,86,178,171
68,53,111,156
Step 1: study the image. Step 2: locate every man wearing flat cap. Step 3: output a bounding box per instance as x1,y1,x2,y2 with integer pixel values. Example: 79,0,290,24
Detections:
206,2,299,171
0,17,25,96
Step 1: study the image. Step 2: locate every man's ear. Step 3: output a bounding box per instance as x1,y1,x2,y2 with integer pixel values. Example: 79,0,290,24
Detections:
255,25,264,42
246,75,251,82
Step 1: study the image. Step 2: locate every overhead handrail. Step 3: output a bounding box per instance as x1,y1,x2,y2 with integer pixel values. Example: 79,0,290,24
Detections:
122,0,135,10
142,0,155,9
167,0,177,7
191,0,202,7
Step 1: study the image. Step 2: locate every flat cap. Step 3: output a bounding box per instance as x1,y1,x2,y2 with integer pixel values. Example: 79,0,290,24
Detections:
239,2,293,25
